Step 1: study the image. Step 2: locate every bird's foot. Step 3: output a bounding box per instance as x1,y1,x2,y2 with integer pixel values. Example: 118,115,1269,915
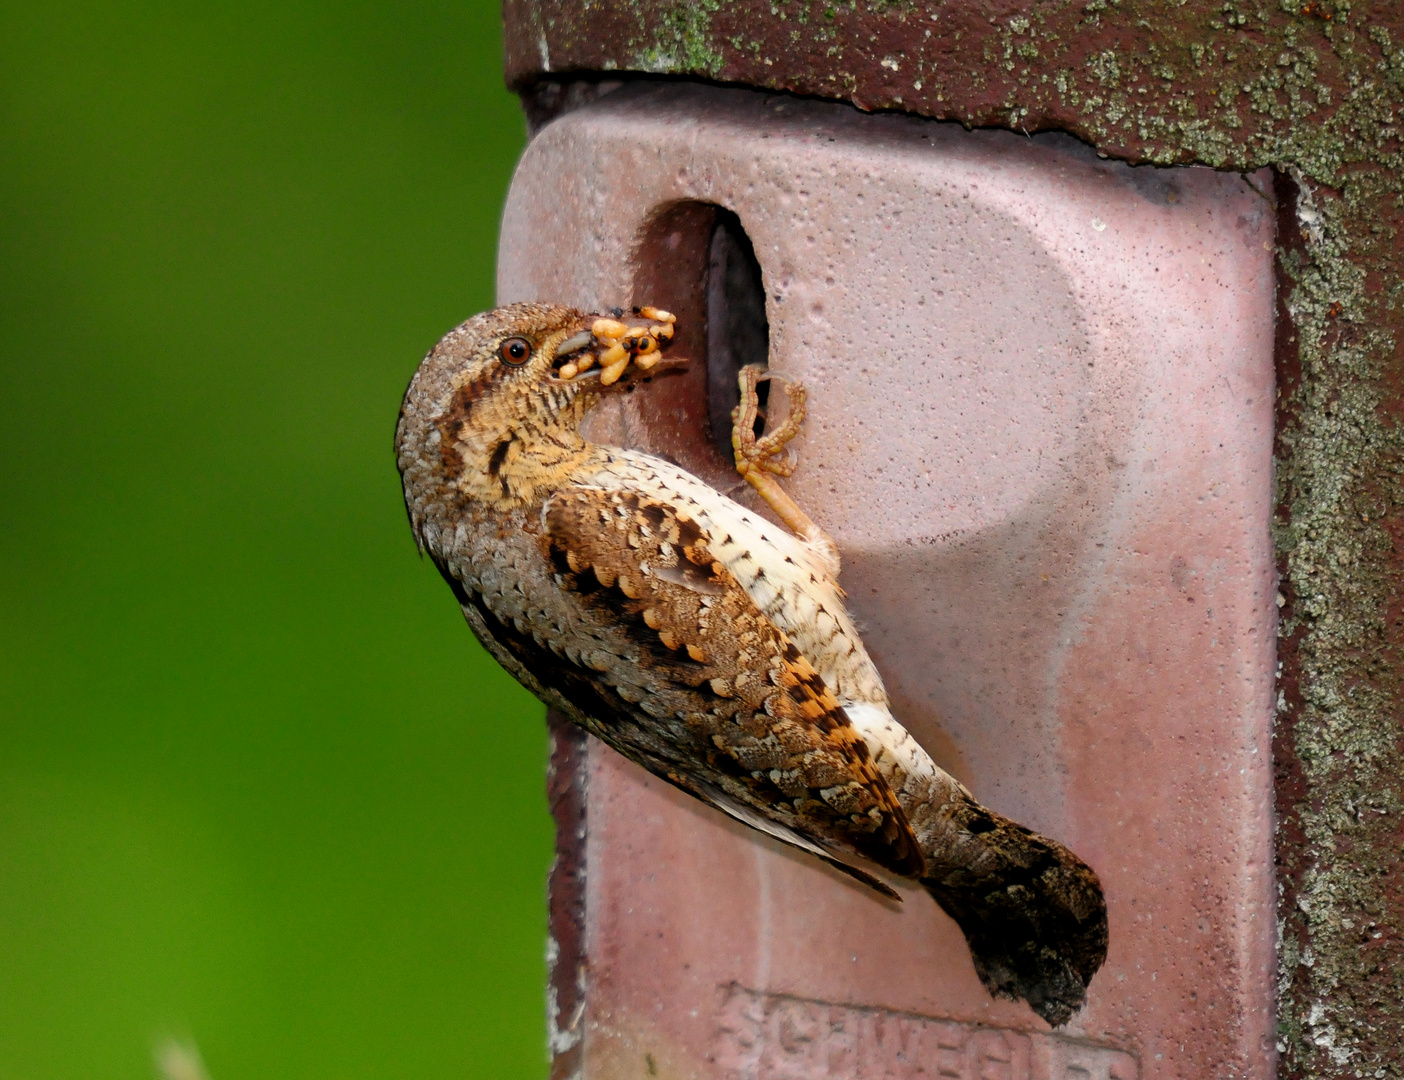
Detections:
731,365,841,577
732,364,806,480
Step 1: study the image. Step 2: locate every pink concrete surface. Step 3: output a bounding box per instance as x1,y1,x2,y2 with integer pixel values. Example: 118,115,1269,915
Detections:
499,82,1277,1080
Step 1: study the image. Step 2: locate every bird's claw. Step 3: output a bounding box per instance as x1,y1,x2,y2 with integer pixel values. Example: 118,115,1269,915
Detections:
727,365,839,577
731,365,807,480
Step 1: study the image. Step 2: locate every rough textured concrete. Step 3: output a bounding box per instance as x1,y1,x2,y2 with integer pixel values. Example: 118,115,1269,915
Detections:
499,83,1278,1080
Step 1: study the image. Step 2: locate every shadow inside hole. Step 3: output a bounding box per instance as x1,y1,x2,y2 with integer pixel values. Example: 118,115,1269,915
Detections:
630,202,772,491
707,209,770,461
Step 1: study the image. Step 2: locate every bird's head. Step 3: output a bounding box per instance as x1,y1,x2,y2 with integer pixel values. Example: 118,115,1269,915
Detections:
396,302,686,529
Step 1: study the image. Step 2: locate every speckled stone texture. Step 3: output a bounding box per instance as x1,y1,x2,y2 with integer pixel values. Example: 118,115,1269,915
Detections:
500,82,1277,1080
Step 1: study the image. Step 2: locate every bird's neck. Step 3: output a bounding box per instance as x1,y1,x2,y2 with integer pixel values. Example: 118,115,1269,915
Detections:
446,386,598,509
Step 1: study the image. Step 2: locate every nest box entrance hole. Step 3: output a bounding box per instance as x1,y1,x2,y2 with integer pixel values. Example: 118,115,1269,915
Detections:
631,202,771,488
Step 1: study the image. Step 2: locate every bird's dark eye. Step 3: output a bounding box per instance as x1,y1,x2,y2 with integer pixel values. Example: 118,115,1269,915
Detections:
499,337,532,365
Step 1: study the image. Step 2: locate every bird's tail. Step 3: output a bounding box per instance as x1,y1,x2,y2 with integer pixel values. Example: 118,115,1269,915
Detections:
920,796,1108,1028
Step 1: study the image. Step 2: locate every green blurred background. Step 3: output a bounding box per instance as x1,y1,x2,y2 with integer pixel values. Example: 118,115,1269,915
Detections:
0,2,550,1077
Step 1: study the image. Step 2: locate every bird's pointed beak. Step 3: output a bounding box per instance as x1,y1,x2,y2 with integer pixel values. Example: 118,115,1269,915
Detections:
548,307,689,390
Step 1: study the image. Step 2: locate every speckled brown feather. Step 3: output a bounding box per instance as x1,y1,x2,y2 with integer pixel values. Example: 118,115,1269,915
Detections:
543,488,923,879
918,796,1108,1025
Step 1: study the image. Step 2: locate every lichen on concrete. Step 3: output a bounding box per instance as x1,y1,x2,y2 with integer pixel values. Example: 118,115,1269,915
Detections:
631,0,724,77
504,2,1404,1074
1271,161,1403,1076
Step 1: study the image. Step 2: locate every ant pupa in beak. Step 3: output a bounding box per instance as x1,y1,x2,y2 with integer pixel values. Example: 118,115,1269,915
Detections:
592,317,628,342
599,354,632,386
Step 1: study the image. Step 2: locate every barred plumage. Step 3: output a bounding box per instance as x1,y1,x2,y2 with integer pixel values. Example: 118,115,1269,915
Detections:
395,302,1107,1026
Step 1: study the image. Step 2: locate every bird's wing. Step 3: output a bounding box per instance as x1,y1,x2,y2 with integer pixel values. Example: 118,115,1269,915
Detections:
695,780,907,899
475,485,923,885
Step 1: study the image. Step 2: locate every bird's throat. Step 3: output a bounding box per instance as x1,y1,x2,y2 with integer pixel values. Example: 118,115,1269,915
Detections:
446,386,597,509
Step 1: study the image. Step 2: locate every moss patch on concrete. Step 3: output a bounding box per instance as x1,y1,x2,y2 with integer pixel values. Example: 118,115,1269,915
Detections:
632,0,724,77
